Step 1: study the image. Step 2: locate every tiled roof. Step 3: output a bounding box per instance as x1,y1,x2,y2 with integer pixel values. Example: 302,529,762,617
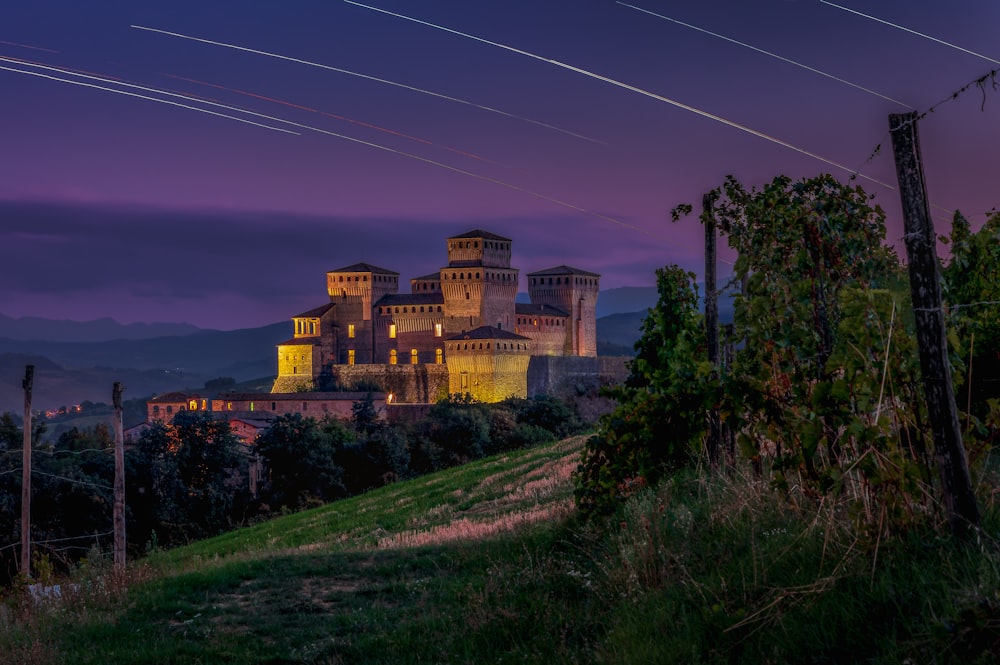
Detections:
449,229,511,241
446,326,529,341
220,391,387,400
328,262,398,274
293,303,336,318
411,272,441,282
515,303,569,317
276,337,324,346
527,265,601,277
149,391,202,403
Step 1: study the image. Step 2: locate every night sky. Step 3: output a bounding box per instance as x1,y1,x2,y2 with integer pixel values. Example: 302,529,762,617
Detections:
3,1,999,330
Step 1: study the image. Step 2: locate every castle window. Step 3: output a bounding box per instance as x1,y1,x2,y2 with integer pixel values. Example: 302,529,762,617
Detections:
461,372,469,389
410,349,418,364
271,402,276,411
435,323,442,337
189,400,197,410
437,306,442,312
363,275,367,281
166,405,173,415
420,306,424,313
202,399,207,410
227,402,232,410
302,402,308,411
249,402,255,412
339,276,344,282
394,307,399,313
466,291,470,300
152,405,160,416
389,349,397,365
293,366,298,374
474,241,479,248
348,324,355,338
389,324,396,339
348,349,355,365
452,273,456,279
436,348,443,364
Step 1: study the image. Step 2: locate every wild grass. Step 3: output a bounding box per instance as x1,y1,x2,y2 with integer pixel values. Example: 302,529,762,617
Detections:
3,435,1000,663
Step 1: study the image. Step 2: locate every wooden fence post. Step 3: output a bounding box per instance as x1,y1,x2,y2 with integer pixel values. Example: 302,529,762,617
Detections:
21,365,34,578
888,111,980,534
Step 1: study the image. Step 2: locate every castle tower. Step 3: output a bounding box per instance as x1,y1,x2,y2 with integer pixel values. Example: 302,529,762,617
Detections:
326,263,399,363
526,266,600,357
440,230,518,335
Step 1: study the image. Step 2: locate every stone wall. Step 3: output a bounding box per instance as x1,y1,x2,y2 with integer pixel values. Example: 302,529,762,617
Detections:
526,355,628,398
328,364,450,403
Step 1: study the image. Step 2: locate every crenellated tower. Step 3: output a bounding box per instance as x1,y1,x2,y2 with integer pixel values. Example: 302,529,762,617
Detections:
526,266,600,357
440,230,518,335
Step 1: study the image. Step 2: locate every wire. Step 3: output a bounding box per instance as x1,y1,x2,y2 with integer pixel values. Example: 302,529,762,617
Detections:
30,470,113,492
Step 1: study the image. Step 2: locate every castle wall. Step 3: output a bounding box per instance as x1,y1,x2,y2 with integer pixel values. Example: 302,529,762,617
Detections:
328,364,450,403
526,355,627,398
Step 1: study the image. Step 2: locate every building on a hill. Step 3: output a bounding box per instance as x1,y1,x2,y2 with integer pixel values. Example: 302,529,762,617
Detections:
270,229,601,402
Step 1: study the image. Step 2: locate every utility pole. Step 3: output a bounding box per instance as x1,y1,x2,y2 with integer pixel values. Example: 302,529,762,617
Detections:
702,192,721,466
113,382,126,572
888,111,980,534
21,365,34,578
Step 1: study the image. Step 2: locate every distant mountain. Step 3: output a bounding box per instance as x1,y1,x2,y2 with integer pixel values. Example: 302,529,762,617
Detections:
0,353,204,415
596,311,644,356
0,313,200,342
0,323,287,413
596,287,658,318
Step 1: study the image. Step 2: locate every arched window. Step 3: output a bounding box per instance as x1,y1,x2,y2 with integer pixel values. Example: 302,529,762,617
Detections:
389,349,397,365
435,348,443,364
411,349,418,364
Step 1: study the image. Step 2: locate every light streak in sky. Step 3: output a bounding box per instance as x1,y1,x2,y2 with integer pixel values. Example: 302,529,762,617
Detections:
820,1,1000,66
166,73,495,164
0,56,641,234
618,2,909,108
0,59,298,134
131,24,604,144
342,1,895,191
0,39,59,53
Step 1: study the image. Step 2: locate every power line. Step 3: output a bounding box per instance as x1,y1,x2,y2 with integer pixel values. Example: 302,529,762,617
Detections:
30,470,113,492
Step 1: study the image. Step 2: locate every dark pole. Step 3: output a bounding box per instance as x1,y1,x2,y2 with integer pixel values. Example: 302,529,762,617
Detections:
21,365,34,578
888,111,980,534
702,192,721,465
113,382,126,572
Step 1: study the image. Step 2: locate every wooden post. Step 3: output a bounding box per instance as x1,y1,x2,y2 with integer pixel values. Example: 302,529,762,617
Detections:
888,112,980,533
21,365,34,578
113,382,126,572
702,192,721,465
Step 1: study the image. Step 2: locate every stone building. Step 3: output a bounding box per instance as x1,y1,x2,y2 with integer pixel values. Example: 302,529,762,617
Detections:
271,229,600,402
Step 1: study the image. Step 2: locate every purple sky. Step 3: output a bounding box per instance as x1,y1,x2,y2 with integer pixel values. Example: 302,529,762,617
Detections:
2,0,999,330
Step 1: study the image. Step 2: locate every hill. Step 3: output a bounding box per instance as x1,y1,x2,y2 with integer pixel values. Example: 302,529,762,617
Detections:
7,437,999,663
0,313,200,342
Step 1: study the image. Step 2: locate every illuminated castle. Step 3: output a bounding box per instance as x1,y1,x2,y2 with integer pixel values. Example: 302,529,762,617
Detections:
271,229,599,402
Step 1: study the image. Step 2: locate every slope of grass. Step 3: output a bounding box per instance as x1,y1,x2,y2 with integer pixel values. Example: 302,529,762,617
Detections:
4,436,1000,664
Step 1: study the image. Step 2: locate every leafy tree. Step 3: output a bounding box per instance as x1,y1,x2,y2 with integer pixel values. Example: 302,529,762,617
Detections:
256,414,351,510
576,266,711,516
943,210,1000,420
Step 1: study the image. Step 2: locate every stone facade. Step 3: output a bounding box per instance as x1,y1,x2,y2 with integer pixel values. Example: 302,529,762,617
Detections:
270,229,600,402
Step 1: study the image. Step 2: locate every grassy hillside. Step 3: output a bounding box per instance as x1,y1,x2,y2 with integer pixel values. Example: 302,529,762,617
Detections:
5,438,1000,664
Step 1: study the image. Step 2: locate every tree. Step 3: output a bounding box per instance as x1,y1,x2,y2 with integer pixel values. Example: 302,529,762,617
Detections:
943,210,1000,420
575,265,711,515
256,414,351,510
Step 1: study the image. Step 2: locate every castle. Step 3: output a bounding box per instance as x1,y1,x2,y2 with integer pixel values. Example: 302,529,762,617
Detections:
270,229,600,403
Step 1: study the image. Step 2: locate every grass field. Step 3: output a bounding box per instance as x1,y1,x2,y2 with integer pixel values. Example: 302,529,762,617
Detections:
4,436,1000,663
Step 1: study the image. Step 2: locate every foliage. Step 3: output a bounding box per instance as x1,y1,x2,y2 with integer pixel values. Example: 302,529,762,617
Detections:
943,210,1000,420
255,414,352,510
127,412,251,547
576,265,711,516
